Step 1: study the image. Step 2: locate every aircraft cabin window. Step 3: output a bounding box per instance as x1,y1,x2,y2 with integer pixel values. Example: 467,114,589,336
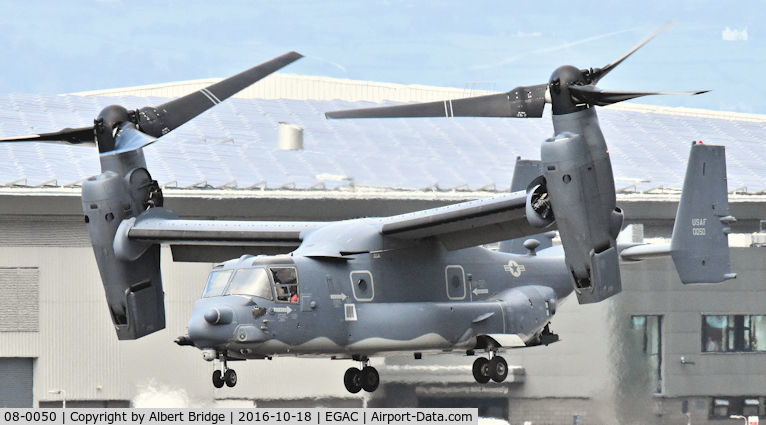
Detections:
203,270,233,298
226,268,273,300
271,267,298,303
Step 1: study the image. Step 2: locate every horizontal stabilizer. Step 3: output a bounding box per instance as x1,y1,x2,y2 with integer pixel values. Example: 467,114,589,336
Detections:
620,243,670,261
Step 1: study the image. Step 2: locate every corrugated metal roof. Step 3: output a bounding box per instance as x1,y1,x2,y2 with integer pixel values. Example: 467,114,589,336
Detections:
0,93,764,193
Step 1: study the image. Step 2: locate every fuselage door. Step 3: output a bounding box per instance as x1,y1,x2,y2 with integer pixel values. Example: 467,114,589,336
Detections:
445,265,466,300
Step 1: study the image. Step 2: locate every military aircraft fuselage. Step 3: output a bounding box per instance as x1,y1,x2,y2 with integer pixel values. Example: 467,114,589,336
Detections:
188,222,572,360
0,35,725,392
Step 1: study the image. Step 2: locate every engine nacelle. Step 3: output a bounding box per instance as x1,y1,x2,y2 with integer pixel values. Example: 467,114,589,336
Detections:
525,180,555,228
541,131,621,304
82,149,170,339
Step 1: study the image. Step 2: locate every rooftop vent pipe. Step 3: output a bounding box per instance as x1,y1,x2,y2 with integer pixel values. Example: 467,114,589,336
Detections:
278,122,303,150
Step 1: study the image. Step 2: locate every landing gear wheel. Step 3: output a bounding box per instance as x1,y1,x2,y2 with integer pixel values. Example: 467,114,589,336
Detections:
489,356,508,383
224,369,237,387
343,367,362,393
360,366,380,392
212,370,224,388
472,357,491,384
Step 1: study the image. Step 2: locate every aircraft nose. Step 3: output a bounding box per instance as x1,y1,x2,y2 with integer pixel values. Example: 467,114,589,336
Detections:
188,304,235,348
204,307,234,325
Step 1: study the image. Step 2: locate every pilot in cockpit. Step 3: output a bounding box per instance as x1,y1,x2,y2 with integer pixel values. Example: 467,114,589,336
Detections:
271,267,299,303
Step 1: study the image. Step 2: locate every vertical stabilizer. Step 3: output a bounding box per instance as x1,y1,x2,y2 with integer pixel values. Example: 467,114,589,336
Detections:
510,158,543,193
670,142,736,283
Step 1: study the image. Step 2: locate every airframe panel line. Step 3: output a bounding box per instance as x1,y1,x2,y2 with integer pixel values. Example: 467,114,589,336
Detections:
498,301,507,334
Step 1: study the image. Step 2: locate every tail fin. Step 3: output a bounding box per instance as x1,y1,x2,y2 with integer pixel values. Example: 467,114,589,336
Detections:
510,158,543,193
498,158,554,254
670,142,736,283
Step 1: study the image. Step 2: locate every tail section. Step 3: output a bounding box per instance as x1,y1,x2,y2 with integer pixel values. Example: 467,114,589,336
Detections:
510,158,543,193
620,142,736,283
670,142,736,283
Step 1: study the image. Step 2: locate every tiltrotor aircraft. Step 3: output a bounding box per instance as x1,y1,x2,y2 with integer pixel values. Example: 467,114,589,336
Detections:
1,27,735,394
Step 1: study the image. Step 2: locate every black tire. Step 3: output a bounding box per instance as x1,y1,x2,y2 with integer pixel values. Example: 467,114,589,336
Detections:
472,357,491,384
212,370,224,388
489,356,508,383
343,367,362,393
224,369,238,387
361,366,380,392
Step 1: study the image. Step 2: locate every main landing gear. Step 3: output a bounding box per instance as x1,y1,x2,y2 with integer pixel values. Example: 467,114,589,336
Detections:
343,356,379,393
212,357,237,388
472,353,508,384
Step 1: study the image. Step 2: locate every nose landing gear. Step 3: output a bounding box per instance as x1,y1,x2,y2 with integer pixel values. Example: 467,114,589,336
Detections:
343,356,379,393
212,356,237,388
472,352,508,384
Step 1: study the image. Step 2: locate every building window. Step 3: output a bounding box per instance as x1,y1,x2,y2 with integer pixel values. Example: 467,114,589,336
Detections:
711,398,729,418
742,398,760,417
709,397,765,419
702,315,766,352
631,315,662,393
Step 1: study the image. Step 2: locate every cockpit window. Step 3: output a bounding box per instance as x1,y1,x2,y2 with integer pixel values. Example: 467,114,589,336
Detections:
226,268,273,300
271,267,299,303
202,270,233,298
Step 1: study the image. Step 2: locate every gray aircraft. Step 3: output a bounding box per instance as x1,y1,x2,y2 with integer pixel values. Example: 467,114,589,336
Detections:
0,28,735,394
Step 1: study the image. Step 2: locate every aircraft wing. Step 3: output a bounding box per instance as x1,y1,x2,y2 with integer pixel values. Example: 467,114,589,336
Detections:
123,209,323,262
380,191,549,250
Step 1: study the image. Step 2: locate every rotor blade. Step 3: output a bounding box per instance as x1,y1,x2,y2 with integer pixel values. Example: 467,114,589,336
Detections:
587,22,674,85
326,84,548,119
139,51,303,136
569,85,709,106
103,122,157,156
0,125,95,145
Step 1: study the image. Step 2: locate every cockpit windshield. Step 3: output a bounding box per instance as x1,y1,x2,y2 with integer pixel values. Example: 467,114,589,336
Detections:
202,269,233,298
226,268,273,300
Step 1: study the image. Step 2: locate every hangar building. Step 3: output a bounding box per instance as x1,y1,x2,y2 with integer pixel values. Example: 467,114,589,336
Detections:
0,72,765,424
